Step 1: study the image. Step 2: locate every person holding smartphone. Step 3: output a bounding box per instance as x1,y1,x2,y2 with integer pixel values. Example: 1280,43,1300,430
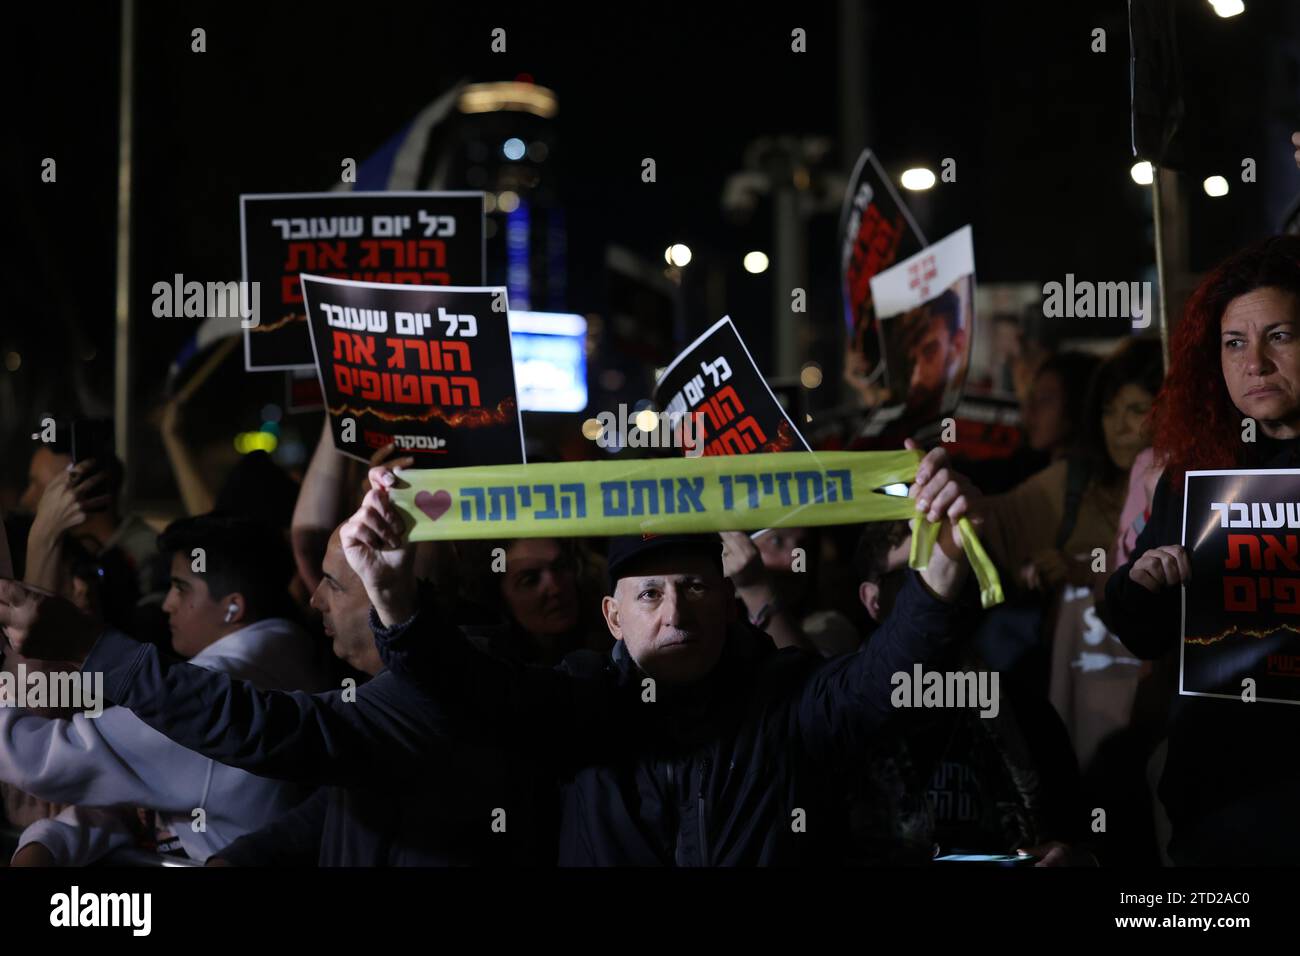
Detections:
20,421,157,601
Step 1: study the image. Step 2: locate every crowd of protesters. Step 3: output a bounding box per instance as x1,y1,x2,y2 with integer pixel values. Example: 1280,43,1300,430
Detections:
0,231,1296,868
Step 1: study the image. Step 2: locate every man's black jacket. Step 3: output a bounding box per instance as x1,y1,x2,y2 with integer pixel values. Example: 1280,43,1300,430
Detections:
81,635,551,866
374,569,965,865
81,569,963,865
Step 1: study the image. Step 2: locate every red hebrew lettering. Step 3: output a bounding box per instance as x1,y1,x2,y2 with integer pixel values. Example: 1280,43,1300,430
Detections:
317,241,346,270
352,334,377,367
1226,534,1262,571
393,374,420,403
1260,534,1300,572
441,341,471,371
333,330,354,363
1223,576,1257,612
714,385,744,421
1275,577,1300,614
416,239,446,268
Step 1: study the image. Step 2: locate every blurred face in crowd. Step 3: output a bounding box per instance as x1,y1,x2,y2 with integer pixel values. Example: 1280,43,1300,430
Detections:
67,545,108,622
1102,383,1154,472
20,447,71,513
857,535,912,622
502,539,580,637
1022,369,1068,454
603,551,735,684
161,552,241,659
310,529,382,676
1220,287,1300,439
993,320,1021,364
755,527,809,575
1012,342,1050,407
69,573,97,617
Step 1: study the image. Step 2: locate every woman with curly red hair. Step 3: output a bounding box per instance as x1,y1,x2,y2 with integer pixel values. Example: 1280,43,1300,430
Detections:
1101,234,1300,865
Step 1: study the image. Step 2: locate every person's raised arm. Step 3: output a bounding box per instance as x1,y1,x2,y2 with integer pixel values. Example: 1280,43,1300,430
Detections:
0,706,216,813
790,444,976,763
292,417,413,592
24,461,112,596
0,579,443,788
720,531,815,652
345,468,614,756
159,399,216,517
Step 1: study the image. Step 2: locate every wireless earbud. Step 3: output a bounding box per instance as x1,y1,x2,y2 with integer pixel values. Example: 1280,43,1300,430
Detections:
224,602,238,624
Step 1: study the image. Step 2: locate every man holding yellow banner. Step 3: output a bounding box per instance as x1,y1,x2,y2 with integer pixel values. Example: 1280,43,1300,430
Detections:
2,446,994,866
337,447,988,864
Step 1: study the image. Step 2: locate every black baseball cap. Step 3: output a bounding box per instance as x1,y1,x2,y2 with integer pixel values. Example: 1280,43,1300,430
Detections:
605,533,724,593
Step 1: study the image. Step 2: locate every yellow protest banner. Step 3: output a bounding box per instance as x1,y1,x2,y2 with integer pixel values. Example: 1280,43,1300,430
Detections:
389,451,1003,607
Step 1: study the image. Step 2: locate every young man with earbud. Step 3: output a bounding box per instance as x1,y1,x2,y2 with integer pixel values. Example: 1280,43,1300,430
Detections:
0,514,332,866
160,520,271,660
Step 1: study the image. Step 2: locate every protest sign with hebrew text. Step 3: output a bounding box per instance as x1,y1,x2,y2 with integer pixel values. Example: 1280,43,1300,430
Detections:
241,192,484,370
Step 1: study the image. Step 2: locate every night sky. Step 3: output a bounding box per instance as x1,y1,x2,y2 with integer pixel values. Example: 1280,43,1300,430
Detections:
5,0,1298,501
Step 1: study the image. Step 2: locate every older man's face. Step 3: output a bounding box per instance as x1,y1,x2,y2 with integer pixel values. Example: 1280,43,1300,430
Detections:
602,552,735,684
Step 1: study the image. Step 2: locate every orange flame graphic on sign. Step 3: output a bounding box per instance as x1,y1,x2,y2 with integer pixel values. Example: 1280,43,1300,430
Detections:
1186,622,1300,645
326,396,516,428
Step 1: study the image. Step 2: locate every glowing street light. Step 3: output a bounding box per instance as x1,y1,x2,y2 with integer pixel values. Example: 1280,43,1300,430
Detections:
1208,0,1245,19
900,167,936,191
664,244,692,267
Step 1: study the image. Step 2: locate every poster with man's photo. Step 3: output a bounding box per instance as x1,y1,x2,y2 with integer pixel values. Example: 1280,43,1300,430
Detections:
300,275,525,467
839,149,927,405
654,316,810,457
1181,469,1300,705
241,192,485,371
864,225,976,440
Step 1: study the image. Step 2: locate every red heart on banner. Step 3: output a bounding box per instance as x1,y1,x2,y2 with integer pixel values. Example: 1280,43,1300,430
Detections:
414,490,453,522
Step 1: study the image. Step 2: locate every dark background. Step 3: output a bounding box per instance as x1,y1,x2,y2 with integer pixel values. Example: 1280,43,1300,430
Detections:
4,0,1299,509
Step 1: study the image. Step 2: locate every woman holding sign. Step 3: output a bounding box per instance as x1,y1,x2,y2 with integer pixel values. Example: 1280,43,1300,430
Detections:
1100,234,1300,866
